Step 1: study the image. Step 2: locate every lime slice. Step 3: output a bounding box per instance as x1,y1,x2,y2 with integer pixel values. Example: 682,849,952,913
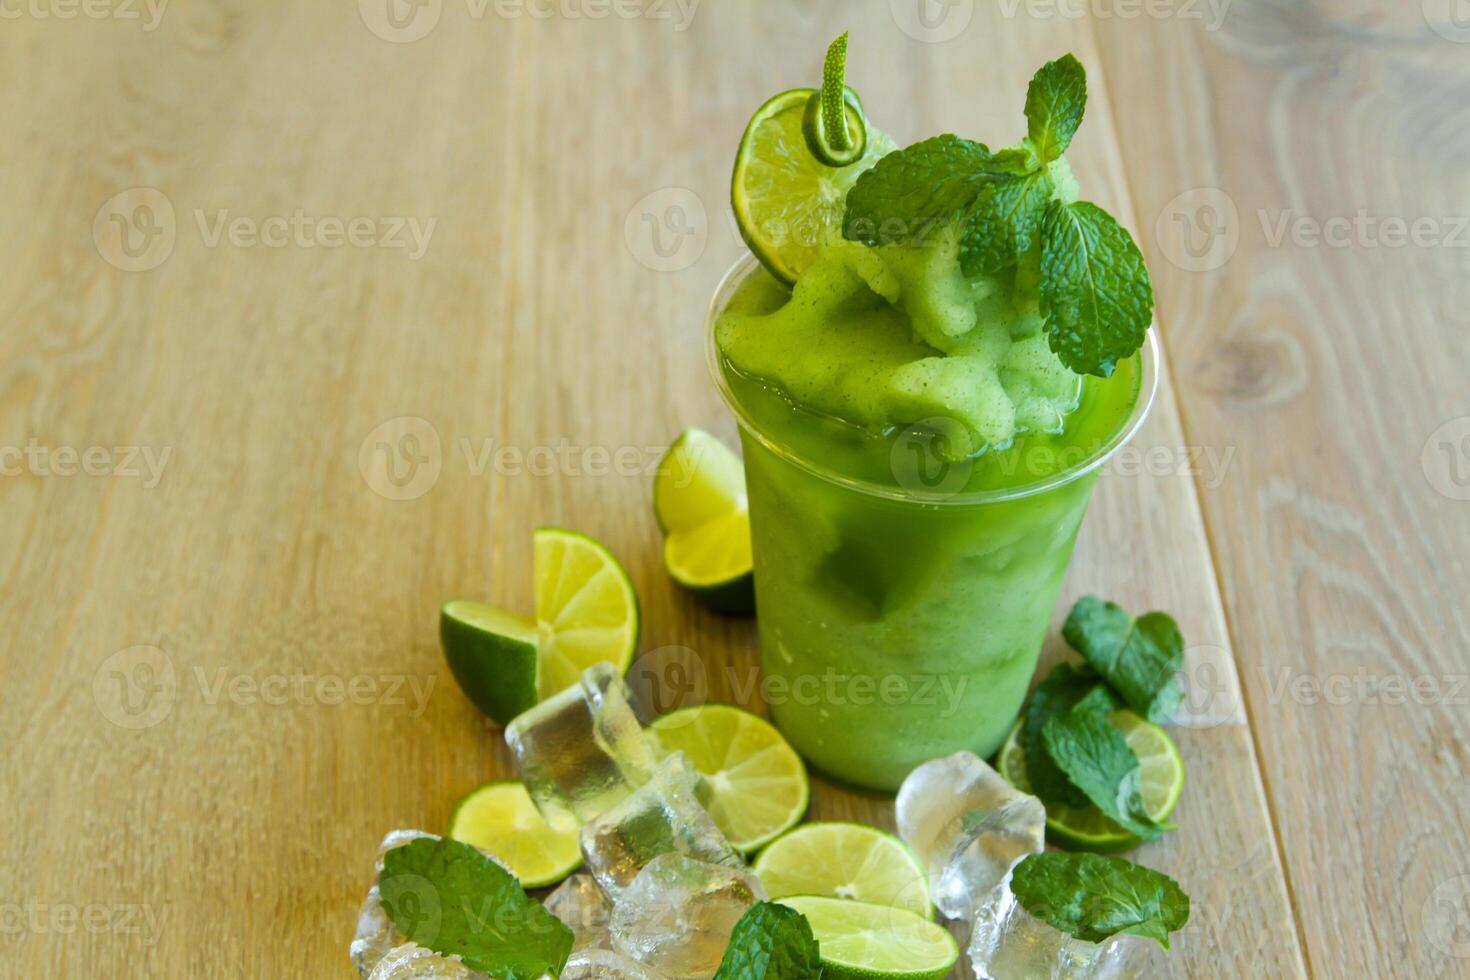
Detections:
996,709,1184,853
732,89,896,285
754,823,931,919
649,704,807,852
654,429,754,613
776,896,958,980
533,527,640,700
801,34,867,167
440,601,540,725
448,780,581,888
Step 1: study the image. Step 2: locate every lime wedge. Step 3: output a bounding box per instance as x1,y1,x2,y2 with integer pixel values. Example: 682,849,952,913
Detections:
533,527,640,699
754,823,931,919
440,601,540,725
996,709,1184,853
776,896,958,980
448,780,581,888
732,89,895,285
654,430,755,614
650,704,807,852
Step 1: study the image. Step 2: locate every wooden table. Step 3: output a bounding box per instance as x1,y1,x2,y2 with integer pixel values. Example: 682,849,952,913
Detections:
3,2,1467,977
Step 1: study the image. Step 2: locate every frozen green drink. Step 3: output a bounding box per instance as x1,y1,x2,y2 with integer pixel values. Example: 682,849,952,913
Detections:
717,49,1157,790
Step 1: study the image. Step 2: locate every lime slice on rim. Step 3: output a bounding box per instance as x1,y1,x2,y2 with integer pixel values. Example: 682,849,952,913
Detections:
754,823,931,919
732,88,895,285
447,780,581,888
777,896,958,980
649,704,807,852
996,708,1185,853
654,429,754,613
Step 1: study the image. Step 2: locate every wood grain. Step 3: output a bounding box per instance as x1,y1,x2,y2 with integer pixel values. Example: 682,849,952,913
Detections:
7,0,1445,976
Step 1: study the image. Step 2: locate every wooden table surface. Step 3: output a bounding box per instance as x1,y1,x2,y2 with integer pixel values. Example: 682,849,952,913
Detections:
3,1,1468,977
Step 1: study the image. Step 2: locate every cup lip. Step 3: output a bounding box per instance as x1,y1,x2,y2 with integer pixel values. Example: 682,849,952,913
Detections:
705,251,1160,506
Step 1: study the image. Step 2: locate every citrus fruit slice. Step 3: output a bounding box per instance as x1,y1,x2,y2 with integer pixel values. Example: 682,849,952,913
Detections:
533,527,640,700
996,709,1184,853
754,823,931,919
654,429,754,613
447,780,581,888
776,896,958,980
440,601,540,725
649,704,807,853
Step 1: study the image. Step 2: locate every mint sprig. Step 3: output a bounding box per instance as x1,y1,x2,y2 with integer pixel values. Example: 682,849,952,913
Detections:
1063,596,1183,723
380,837,573,979
1043,703,1170,841
840,53,1153,377
1021,662,1118,808
714,902,823,980
1009,852,1190,948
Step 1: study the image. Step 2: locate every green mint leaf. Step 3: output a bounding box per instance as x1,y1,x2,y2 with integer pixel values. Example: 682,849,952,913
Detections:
1063,596,1184,723
1042,706,1169,841
959,168,1055,276
1010,852,1190,948
1025,54,1087,163
842,134,1003,246
820,33,852,153
1039,200,1154,377
1022,662,1119,807
714,902,823,980
380,837,573,979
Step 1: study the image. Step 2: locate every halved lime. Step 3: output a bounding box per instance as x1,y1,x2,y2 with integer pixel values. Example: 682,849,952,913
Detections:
754,823,931,919
448,780,581,888
650,704,807,852
654,430,754,613
732,89,896,285
996,709,1185,853
440,601,540,725
776,896,958,980
533,527,640,699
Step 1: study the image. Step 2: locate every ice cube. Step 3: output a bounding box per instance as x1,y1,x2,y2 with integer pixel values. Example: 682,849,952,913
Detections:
968,873,1142,979
562,947,669,980
546,873,614,951
367,943,486,979
579,753,743,900
609,853,765,980
896,751,1045,919
506,663,658,832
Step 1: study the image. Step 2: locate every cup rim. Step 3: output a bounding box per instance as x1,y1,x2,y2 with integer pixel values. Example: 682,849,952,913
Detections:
705,251,1160,506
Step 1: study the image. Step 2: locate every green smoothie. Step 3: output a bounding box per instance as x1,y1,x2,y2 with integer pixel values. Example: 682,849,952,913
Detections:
716,49,1156,789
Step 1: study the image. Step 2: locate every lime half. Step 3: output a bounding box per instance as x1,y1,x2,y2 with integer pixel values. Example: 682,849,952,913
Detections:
533,527,640,699
754,823,931,919
732,89,895,285
777,896,958,980
650,704,807,852
996,709,1184,853
440,601,540,725
448,780,581,888
655,430,754,613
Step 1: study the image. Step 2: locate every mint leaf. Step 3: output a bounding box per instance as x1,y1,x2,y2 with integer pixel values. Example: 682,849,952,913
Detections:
842,134,1003,246
1026,54,1087,163
380,837,572,979
1043,705,1169,841
959,168,1054,276
714,902,822,980
1022,662,1118,807
1039,200,1154,377
1010,852,1190,948
1063,596,1184,724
